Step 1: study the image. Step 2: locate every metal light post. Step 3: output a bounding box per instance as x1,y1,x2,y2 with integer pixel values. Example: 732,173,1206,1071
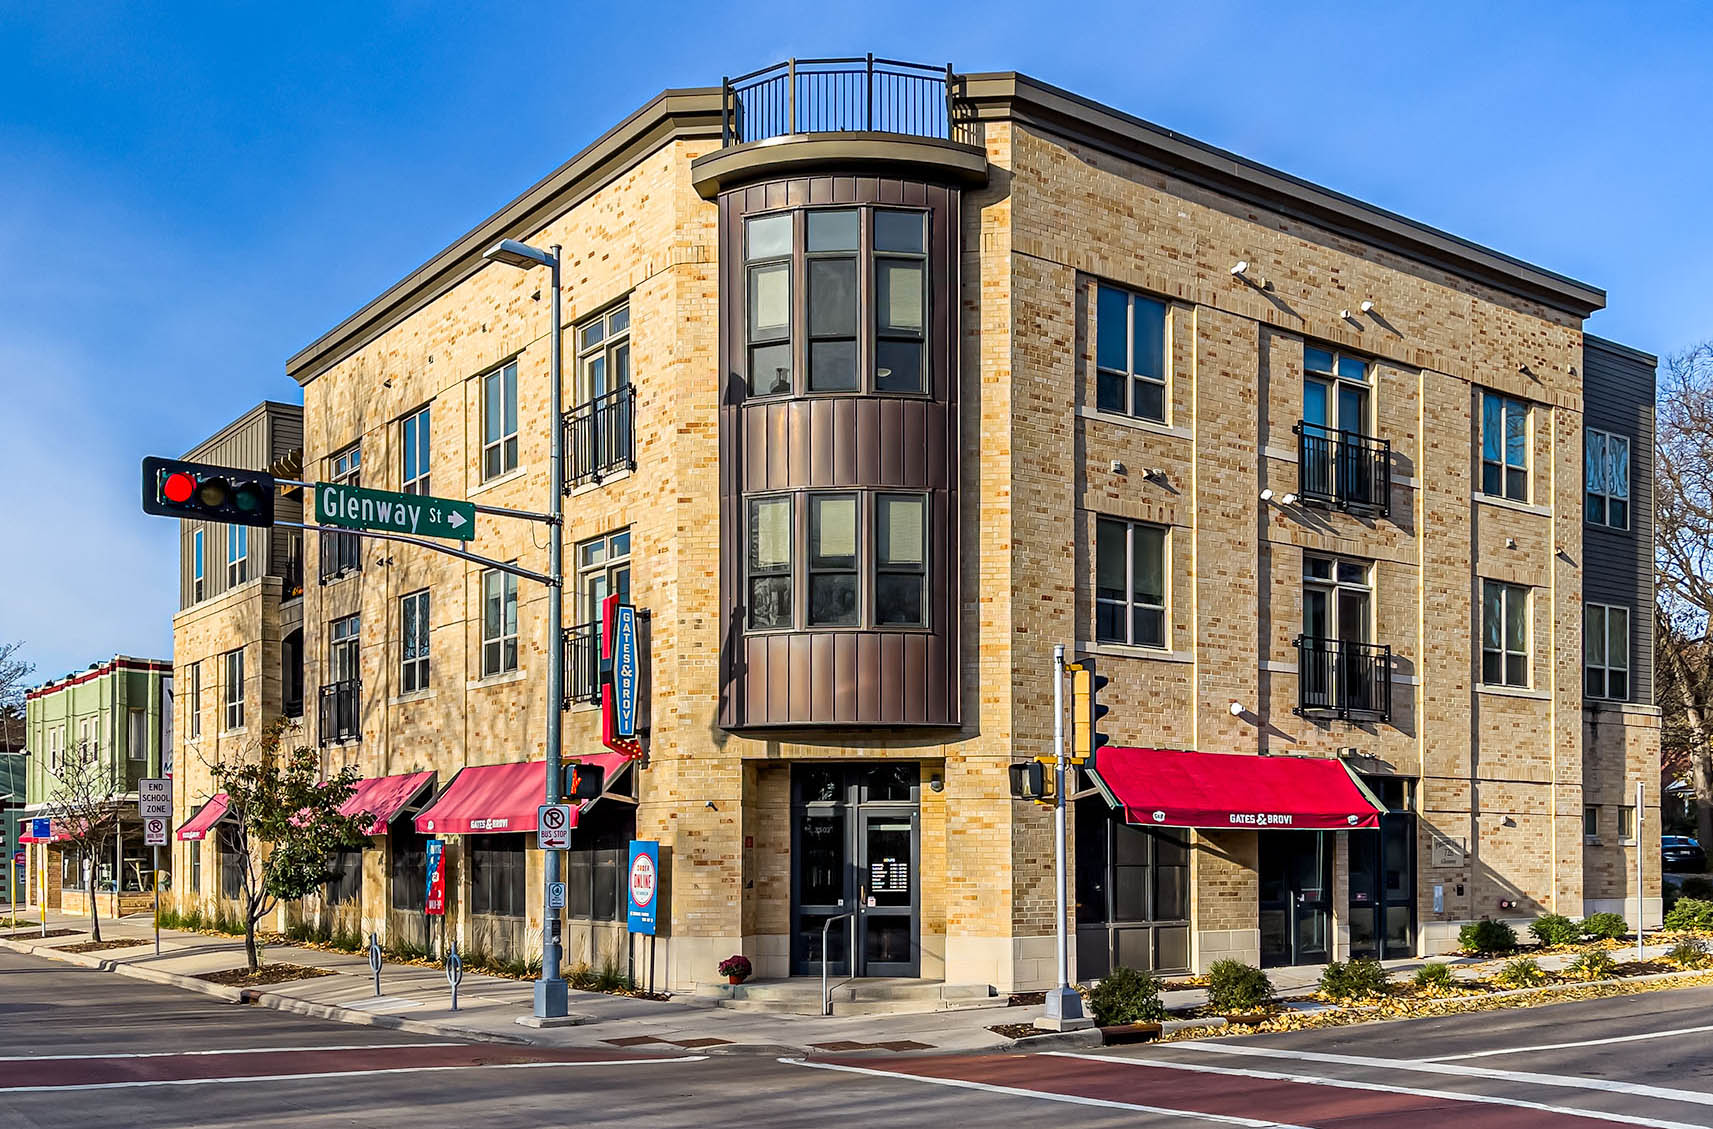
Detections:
482,238,568,1019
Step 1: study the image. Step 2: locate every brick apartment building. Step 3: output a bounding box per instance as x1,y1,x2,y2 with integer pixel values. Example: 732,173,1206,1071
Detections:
170,58,1657,993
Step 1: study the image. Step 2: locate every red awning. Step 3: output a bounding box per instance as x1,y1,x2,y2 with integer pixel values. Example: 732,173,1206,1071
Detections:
341,771,435,836
1091,747,1382,831
177,794,231,841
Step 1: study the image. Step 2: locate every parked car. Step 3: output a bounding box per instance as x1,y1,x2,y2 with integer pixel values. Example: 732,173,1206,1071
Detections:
1663,835,1708,873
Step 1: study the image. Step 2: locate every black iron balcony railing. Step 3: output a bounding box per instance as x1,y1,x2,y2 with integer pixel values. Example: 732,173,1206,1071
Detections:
562,621,603,709
721,56,971,147
1294,637,1392,722
564,386,636,491
318,527,361,582
318,679,360,745
1294,422,1391,516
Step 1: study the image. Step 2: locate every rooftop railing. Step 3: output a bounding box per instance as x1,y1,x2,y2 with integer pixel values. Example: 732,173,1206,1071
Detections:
721,56,972,147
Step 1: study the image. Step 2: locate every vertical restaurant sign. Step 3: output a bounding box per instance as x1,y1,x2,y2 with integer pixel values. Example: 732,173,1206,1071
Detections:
425,838,446,915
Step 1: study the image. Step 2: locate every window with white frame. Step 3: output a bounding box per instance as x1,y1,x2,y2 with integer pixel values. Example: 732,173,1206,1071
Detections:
1095,517,1167,648
193,528,205,601
1481,391,1529,502
1096,285,1168,423
481,568,518,676
223,647,245,730
227,525,248,586
1481,580,1530,687
1585,429,1630,529
481,361,519,480
402,404,431,495
187,661,201,740
1585,603,1630,701
400,590,430,694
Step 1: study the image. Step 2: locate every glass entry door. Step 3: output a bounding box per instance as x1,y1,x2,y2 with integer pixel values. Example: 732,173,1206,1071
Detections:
791,764,920,977
1259,831,1332,967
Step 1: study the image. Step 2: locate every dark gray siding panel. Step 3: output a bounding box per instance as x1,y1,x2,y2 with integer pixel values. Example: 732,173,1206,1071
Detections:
1582,336,1656,704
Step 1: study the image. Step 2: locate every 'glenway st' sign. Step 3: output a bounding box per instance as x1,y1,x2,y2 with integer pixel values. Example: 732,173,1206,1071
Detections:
316,481,476,542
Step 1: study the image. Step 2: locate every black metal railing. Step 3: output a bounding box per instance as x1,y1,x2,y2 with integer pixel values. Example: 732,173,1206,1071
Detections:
318,679,360,745
563,385,636,491
562,621,603,709
1294,637,1392,722
1295,422,1391,516
721,56,971,147
318,527,362,582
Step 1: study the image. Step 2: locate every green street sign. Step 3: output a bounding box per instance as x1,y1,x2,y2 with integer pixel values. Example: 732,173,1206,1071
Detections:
316,481,476,542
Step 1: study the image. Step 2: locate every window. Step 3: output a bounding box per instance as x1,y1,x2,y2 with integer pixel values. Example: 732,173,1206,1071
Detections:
187,662,201,740
577,305,631,404
469,834,526,917
807,209,860,391
226,525,248,587
1481,392,1529,502
400,591,430,694
325,847,363,905
401,405,431,495
808,494,859,626
481,569,518,676
193,529,205,601
390,829,426,911
875,495,927,626
1096,285,1167,422
576,530,632,625
1584,805,1599,839
746,213,793,396
223,647,245,730
1585,429,1630,529
1481,581,1529,687
128,708,146,762
1619,805,1637,841
1585,604,1630,701
1095,517,1166,648
189,841,201,894
747,496,793,630
874,210,926,393
481,361,519,480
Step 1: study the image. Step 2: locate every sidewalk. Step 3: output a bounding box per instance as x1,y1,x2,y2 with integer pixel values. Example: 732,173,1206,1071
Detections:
0,909,1056,1055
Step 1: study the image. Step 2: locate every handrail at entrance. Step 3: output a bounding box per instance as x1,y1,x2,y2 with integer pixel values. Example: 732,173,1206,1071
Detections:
821,913,855,1017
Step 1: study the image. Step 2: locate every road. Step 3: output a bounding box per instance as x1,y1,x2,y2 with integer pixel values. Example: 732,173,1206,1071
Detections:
5,947,1713,1127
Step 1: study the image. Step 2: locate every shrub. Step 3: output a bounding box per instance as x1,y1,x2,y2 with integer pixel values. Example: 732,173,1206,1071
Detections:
1205,959,1273,1013
1667,938,1713,968
1665,897,1713,932
1319,958,1389,1001
1581,913,1628,941
1494,957,1548,989
1412,962,1458,994
1458,919,1518,954
1529,914,1582,947
1565,949,1617,981
1087,966,1165,1026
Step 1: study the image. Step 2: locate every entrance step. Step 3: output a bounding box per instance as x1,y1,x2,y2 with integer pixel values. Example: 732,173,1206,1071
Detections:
698,977,1001,1017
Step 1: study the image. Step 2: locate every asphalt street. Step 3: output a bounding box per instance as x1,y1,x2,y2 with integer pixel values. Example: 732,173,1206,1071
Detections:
6,947,1713,1127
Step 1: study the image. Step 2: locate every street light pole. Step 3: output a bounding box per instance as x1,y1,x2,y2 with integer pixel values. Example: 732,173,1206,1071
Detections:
482,238,568,1019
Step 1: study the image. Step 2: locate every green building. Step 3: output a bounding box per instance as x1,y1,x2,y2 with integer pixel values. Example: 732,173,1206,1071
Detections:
22,656,172,914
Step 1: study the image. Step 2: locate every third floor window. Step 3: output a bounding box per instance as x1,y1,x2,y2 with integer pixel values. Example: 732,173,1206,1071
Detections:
1096,285,1167,423
482,361,519,480
1481,391,1529,503
401,405,431,495
1585,428,1630,529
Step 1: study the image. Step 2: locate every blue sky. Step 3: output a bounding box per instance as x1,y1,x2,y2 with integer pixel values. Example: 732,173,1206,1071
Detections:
2,2,1709,683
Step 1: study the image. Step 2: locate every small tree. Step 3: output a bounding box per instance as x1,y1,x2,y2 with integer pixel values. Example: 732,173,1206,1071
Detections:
213,719,369,971
45,738,124,942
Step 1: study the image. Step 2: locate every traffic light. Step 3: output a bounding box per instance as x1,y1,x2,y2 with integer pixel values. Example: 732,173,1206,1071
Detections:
563,761,606,801
1068,659,1111,765
142,457,276,528
1008,761,1049,802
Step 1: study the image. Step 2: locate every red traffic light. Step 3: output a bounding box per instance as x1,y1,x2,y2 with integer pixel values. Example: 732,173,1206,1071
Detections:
162,471,196,504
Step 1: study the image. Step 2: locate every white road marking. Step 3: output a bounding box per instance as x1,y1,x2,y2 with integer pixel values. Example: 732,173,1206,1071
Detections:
1047,1051,1709,1129
1423,1023,1713,1061
1170,1041,1713,1109
781,1056,1316,1127
0,1055,706,1094
0,1042,454,1063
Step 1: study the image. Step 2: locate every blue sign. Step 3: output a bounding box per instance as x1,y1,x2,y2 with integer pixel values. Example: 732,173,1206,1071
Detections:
30,818,50,841
627,840,658,935
612,604,640,739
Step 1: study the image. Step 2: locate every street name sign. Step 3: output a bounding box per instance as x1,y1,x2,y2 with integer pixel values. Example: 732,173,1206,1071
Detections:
627,840,659,935
537,804,574,850
144,817,167,846
138,778,171,821
316,481,475,542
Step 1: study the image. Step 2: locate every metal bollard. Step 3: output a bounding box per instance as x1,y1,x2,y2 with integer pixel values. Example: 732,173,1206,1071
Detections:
368,932,383,997
446,941,464,1012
